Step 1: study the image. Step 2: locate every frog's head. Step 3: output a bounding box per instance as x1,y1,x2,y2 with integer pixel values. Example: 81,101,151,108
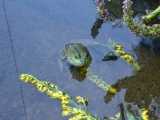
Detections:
68,51,92,67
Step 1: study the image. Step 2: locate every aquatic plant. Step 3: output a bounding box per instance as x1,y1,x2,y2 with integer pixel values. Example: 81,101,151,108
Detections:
19,74,99,120
142,6,160,22
19,74,150,120
19,74,121,119
126,106,149,120
87,69,117,94
108,39,141,71
94,0,160,38
95,0,115,21
122,0,160,38
90,39,141,71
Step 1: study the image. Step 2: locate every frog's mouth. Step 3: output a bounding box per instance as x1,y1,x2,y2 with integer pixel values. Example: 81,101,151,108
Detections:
69,59,85,67
69,58,91,68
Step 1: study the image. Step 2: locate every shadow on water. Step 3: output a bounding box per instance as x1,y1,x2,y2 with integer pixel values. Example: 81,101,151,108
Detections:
1,0,160,119
91,18,104,39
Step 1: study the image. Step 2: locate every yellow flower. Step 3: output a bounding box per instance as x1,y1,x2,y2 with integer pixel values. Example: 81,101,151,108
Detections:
69,116,78,120
50,93,58,99
64,94,71,99
121,55,134,64
62,110,71,116
108,87,117,93
61,96,69,102
69,114,84,120
38,86,47,92
46,89,53,95
61,103,68,109
120,55,128,59
20,74,33,83
141,108,149,120
72,108,81,115
115,44,123,50
61,99,69,105
76,96,86,103
135,65,141,71
50,84,58,89
54,91,63,99
63,107,71,113
44,82,58,90
116,50,126,55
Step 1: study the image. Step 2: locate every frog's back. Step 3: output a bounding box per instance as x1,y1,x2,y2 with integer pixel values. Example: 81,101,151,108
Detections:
65,43,89,55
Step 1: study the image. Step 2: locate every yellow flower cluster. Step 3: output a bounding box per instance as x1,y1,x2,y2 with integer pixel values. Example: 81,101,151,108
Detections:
19,74,99,120
108,86,117,94
141,108,149,120
114,44,141,71
80,66,88,76
76,96,88,104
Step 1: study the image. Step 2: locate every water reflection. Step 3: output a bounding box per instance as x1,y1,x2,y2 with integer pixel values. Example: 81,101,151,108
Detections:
69,65,86,82
90,18,123,39
105,38,160,119
90,18,103,38
3,0,160,119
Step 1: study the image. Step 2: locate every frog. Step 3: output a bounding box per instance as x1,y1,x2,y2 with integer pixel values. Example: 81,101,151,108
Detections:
60,43,92,68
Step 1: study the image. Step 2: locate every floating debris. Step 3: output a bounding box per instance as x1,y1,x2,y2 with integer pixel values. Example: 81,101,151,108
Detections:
102,52,118,61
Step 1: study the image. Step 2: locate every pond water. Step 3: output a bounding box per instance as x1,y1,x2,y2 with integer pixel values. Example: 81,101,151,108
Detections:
0,0,160,119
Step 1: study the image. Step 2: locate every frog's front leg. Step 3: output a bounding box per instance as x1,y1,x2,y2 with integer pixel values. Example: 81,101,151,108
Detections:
60,49,67,60
59,49,67,71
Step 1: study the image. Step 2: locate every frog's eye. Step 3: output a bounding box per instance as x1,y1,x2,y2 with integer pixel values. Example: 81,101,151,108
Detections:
74,54,80,59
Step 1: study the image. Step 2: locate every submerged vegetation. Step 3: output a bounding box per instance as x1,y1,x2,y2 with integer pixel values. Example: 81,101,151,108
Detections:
87,68,117,94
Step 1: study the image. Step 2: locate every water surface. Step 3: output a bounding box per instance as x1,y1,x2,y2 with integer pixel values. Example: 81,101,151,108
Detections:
0,0,160,119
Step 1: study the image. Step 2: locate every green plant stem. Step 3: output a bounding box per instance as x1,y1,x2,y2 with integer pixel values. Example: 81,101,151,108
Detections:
143,6,160,22
122,0,160,38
